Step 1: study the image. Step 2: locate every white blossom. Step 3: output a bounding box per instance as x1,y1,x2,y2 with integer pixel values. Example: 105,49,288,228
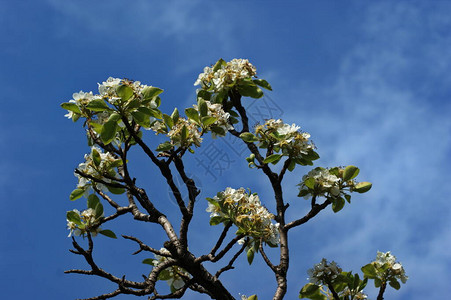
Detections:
194,59,257,92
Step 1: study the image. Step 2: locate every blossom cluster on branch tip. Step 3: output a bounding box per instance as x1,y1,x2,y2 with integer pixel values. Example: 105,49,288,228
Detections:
361,251,408,288
301,258,368,300
194,58,257,92
308,258,342,285
192,100,234,137
67,208,103,237
75,146,122,196
298,166,372,213
206,187,279,247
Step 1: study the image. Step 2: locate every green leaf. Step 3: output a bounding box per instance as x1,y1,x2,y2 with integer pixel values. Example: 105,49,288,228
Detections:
209,216,223,226
201,116,217,127
344,194,351,203
108,112,121,123
91,148,101,167
288,159,296,172
86,99,111,112
125,97,141,111
106,185,125,195
343,165,360,181
89,122,103,134
237,83,264,99
298,189,310,198
247,247,255,265
263,154,282,164
116,85,134,101
142,86,163,100
332,197,345,213
247,295,258,300
374,277,382,288
100,120,118,145
213,58,226,72
131,111,151,128
304,177,316,189
361,263,378,279
142,258,156,265
197,89,211,100
354,182,372,193
87,194,100,210
99,229,117,239
253,79,272,91
185,107,200,124
171,107,179,123
389,278,401,290
198,98,208,117
156,141,173,152
353,273,361,289
61,102,81,114
66,210,82,225
299,283,327,300
181,125,188,143
239,132,259,143
95,202,104,218
162,113,174,129
70,188,85,201
210,126,226,136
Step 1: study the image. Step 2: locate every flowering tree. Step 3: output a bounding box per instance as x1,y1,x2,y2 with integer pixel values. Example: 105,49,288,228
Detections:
62,59,407,300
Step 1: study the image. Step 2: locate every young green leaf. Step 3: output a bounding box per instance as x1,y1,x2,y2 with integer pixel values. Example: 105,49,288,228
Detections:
61,102,81,114
142,86,163,100
142,258,156,265
162,114,174,129
116,85,134,101
253,79,272,90
239,132,259,143
100,120,118,145
91,148,101,167
361,263,378,279
185,107,200,124
247,248,255,265
86,99,111,112
70,188,85,201
201,116,217,127
332,197,345,213
263,154,282,164
171,107,179,123
198,98,208,117
343,165,360,181
99,229,117,239
106,185,125,195
87,194,100,209
354,182,372,193
66,210,82,225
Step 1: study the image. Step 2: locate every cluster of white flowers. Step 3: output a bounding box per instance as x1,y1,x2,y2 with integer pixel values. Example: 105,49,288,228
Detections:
194,59,257,92
63,77,159,123
152,248,190,290
67,208,102,237
307,258,342,285
207,187,280,245
255,119,315,157
167,118,203,148
299,167,341,199
98,77,150,105
76,146,119,193
374,251,408,284
193,100,233,137
64,91,99,119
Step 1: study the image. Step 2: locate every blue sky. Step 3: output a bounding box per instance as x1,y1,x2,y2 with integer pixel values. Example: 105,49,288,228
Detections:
1,1,450,299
